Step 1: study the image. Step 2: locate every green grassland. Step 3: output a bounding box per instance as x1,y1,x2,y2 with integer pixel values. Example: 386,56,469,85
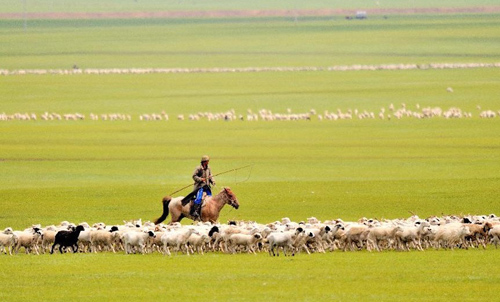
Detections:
1,11,500,302
2,0,499,14
2,14,500,69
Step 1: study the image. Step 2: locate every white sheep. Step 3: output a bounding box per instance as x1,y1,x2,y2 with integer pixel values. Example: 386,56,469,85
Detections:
226,233,263,254
342,224,370,251
266,231,296,256
123,230,156,254
395,222,430,251
13,228,43,255
161,228,197,256
90,227,120,253
187,233,211,255
367,225,402,252
0,228,17,255
488,225,500,248
434,223,471,250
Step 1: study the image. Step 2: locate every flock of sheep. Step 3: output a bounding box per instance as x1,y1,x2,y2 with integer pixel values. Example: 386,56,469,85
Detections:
1,62,498,76
2,103,500,123
2,213,500,256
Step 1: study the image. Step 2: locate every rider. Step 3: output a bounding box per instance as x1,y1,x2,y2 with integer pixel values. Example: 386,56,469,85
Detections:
190,155,215,220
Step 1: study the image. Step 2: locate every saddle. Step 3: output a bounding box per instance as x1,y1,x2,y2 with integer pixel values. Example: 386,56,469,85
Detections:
181,185,211,206
181,191,208,209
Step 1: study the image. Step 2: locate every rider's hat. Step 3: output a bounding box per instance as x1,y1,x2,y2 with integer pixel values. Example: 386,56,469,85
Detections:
201,155,210,162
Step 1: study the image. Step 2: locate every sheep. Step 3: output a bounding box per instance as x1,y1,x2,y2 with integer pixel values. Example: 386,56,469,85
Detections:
433,223,471,250
367,225,402,252
161,228,197,256
50,225,85,254
77,228,93,253
462,222,493,249
266,231,296,256
395,222,431,251
40,229,58,254
187,233,211,255
488,225,500,248
226,233,263,254
0,228,17,255
342,224,370,251
321,224,345,251
123,229,156,254
292,228,315,255
214,225,255,253
90,226,120,253
14,227,43,255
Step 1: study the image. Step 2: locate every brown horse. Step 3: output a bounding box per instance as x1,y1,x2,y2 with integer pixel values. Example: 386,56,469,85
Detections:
154,187,239,224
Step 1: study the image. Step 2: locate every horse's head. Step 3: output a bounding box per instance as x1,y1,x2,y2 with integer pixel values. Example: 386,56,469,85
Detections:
223,187,239,209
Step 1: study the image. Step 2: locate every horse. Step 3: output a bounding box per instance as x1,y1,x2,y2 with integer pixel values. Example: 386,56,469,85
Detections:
153,187,239,225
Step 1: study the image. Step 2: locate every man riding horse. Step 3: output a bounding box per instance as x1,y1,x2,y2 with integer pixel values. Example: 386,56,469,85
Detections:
182,155,216,220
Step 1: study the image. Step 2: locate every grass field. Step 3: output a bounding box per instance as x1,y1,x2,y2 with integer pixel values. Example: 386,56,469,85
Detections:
2,14,500,69
2,0,499,14
1,5,500,302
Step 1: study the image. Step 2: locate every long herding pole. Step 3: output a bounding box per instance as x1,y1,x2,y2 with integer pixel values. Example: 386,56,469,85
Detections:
168,164,253,196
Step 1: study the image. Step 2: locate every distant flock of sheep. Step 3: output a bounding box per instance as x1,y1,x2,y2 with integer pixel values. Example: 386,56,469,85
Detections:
2,213,500,256
2,103,500,123
1,62,499,76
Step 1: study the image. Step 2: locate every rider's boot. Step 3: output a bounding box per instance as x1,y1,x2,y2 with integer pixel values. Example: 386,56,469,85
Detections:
191,203,201,221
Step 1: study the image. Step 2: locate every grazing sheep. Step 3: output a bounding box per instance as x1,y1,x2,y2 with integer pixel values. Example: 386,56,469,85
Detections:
50,225,85,254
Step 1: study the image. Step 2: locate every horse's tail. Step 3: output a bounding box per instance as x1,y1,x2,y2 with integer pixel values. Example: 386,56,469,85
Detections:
153,196,171,225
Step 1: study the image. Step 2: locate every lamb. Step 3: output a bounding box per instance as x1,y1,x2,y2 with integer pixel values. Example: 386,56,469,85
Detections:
50,225,85,254
226,233,263,254
123,229,156,254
